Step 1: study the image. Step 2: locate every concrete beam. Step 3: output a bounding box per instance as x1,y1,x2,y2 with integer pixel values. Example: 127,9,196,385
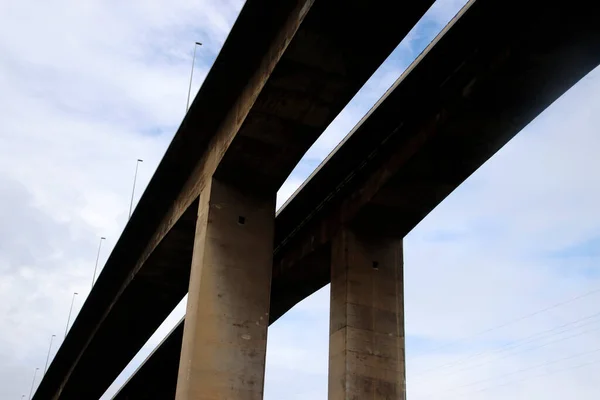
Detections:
175,179,275,399
329,230,404,399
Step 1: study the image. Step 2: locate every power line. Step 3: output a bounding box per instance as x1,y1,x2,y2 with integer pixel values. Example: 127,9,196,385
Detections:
433,323,600,379
457,357,600,398
446,346,600,393
410,286,600,361
418,346,600,399
479,313,600,356
412,310,600,377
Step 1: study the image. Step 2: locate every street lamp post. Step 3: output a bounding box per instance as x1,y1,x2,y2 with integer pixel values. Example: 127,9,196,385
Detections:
64,292,79,339
91,236,106,287
43,334,56,375
28,367,39,400
128,159,143,219
186,41,203,112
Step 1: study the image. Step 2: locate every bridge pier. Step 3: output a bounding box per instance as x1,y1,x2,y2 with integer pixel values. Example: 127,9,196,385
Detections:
175,178,275,400
328,229,405,400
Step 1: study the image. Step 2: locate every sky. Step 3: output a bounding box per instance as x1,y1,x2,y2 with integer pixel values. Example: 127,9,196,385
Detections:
1,0,600,399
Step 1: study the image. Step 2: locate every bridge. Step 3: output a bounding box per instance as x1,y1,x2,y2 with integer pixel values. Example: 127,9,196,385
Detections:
33,0,600,399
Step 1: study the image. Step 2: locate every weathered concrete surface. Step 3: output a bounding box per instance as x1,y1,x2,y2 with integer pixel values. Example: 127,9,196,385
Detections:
116,1,600,397
36,0,433,398
175,179,275,400
329,230,404,400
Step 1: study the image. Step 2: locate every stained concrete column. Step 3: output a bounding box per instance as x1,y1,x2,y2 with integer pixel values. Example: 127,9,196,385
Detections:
328,228,405,400
175,178,275,400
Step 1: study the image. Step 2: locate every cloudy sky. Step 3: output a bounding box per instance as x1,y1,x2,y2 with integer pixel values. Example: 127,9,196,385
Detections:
1,0,600,399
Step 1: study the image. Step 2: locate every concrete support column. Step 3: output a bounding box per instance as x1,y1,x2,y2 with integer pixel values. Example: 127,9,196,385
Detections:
175,178,275,400
328,228,405,400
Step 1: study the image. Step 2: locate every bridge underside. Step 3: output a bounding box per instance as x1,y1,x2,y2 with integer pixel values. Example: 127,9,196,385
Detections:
114,0,600,397
35,0,436,399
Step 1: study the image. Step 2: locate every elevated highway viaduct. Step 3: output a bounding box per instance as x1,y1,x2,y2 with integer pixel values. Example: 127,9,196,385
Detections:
112,0,600,398
33,0,436,399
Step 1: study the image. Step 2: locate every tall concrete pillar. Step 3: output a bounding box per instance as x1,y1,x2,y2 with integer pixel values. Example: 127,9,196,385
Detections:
175,178,275,400
328,228,405,400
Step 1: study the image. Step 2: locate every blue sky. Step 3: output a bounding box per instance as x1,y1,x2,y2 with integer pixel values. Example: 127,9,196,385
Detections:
2,0,600,399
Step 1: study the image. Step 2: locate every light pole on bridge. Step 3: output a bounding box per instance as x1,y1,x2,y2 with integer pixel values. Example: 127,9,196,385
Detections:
43,334,56,375
186,41,203,112
28,367,39,400
91,236,106,288
128,159,143,220
64,292,79,339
